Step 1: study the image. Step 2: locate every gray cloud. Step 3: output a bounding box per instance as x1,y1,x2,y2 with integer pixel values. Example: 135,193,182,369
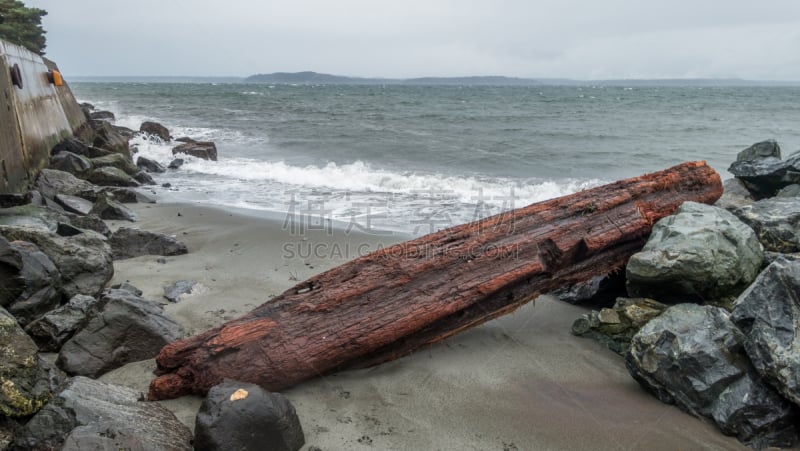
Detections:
25,0,800,80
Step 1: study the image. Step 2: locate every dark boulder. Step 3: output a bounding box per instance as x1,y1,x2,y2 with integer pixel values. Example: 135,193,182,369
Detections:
731,258,800,407
626,304,799,448
168,158,185,169
51,136,89,156
174,137,195,143
572,297,667,355
733,197,800,253
194,380,305,451
0,192,31,208
49,151,92,176
0,306,56,417
134,170,157,185
715,178,755,212
110,227,188,260
25,294,103,352
0,225,113,299
16,376,192,451
89,110,115,121
0,238,62,326
90,152,140,176
90,195,138,221
137,155,167,173
57,289,184,378
140,121,171,141
92,120,131,159
54,193,93,216
0,416,18,450
172,141,218,161
729,144,800,198
34,169,98,202
552,272,626,306
626,202,763,304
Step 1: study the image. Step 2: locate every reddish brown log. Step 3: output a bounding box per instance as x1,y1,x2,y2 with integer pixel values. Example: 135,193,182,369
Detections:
149,161,722,400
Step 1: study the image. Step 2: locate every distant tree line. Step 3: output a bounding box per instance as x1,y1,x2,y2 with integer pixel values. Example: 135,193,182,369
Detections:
0,0,47,54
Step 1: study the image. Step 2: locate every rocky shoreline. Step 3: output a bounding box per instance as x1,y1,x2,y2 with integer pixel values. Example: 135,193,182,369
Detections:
1,103,798,450
572,139,800,449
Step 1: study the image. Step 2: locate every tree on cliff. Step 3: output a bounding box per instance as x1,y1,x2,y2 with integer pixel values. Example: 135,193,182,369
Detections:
0,0,47,54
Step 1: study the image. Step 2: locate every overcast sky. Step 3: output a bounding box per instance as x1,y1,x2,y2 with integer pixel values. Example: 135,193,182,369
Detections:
25,0,800,80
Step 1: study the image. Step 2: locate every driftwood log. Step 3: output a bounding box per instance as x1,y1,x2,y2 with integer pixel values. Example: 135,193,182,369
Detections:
149,161,722,400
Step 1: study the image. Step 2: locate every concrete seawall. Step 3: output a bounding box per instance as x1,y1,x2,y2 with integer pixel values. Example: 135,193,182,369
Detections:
0,39,86,194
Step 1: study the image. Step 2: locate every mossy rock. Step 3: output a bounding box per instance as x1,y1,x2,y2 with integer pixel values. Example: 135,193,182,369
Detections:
0,307,52,417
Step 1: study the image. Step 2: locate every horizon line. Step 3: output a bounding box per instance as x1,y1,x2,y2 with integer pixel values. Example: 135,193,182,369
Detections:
65,73,800,84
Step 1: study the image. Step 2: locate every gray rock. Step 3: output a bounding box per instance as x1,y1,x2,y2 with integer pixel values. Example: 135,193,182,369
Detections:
86,166,141,187
140,121,171,141
0,225,113,299
715,178,755,212
90,152,140,176
733,197,800,253
49,151,92,176
100,186,156,204
25,294,103,352
92,120,131,159
134,170,157,185
729,147,800,199
163,280,196,303
194,380,304,451
174,137,195,143
776,184,800,198
764,251,800,264
57,289,184,377
736,139,781,162
172,141,218,161
110,227,188,260
731,258,800,407
572,297,668,355
626,304,799,448
54,193,93,216
35,169,98,202
0,306,55,417
65,213,111,237
168,158,184,169
0,204,72,233
137,156,167,173
90,195,138,221
626,202,763,304
111,282,143,296
17,376,192,451
0,239,63,326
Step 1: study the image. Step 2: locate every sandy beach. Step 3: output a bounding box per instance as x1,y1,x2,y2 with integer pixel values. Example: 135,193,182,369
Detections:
98,201,747,451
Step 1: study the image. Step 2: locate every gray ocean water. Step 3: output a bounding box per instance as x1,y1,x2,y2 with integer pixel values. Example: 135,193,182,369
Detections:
72,82,800,234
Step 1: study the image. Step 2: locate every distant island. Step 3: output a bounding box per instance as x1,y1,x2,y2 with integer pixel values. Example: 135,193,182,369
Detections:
67,72,800,87
242,71,800,87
